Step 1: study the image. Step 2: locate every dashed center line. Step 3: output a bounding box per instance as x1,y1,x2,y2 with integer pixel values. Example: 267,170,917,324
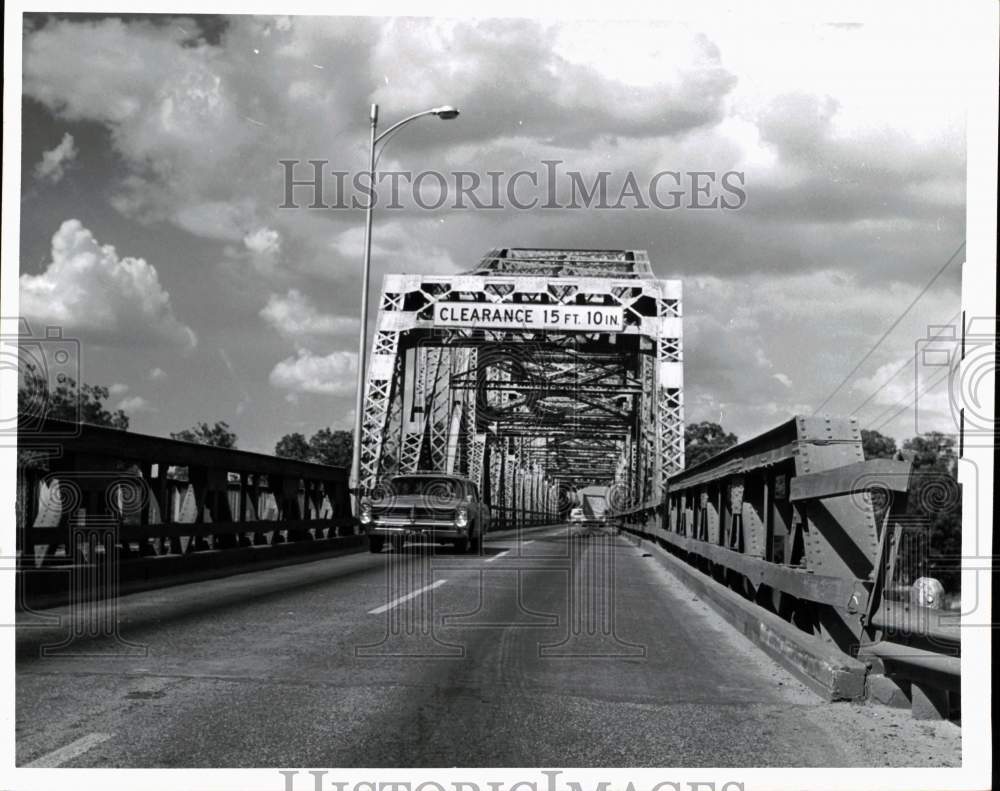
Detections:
485,550,510,564
521,540,534,545
24,732,112,768
368,580,447,615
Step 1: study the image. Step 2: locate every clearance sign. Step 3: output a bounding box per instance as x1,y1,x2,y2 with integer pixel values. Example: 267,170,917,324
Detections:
433,303,624,332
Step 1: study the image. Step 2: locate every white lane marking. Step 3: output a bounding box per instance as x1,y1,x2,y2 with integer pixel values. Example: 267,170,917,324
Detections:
521,540,534,546
485,550,510,564
24,732,112,768
368,579,447,615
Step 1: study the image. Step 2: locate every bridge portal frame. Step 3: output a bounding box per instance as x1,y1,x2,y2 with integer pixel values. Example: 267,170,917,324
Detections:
357,248,683,516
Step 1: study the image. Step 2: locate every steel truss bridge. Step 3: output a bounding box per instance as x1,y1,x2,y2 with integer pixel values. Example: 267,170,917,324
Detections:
357,248,683,524
12,246,963,746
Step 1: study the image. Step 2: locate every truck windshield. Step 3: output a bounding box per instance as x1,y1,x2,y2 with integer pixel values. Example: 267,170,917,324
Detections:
386,477,463,498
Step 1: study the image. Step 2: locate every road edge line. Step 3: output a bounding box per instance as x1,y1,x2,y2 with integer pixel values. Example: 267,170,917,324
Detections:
22,732,112,768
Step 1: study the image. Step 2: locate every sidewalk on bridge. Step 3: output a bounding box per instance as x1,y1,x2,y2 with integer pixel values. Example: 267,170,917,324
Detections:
622,528,870,703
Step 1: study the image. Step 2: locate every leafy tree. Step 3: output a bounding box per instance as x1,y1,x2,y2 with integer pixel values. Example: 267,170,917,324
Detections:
16,368,130,528
272,427,353,468
18,366,129,430
903,432,957,475
275,432,312,461
171,420,238,448
308,427,353,468
684,421,738,467
861,429,898,459
900,432,961,593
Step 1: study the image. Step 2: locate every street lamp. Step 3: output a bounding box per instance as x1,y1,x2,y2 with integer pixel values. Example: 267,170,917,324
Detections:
350,103,460,513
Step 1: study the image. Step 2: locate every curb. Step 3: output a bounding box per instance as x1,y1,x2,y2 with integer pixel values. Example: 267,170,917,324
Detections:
625,527,870,702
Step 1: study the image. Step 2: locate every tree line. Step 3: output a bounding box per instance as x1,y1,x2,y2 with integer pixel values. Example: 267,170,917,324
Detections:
18,367,239,449
17,370,349,464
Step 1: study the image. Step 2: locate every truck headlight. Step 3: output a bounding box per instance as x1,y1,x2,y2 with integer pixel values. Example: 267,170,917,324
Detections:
455,507,469,528
360,502,373,525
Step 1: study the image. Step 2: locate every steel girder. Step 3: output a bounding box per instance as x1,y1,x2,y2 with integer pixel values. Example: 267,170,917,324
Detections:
357,248,683,516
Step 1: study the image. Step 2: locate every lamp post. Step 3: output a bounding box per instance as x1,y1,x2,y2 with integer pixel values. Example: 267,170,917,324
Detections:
350,103,460,514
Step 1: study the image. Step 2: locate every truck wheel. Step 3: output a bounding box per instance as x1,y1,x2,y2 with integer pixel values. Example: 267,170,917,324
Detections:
453,536,470,554
368,536,384,553
470,532,483,554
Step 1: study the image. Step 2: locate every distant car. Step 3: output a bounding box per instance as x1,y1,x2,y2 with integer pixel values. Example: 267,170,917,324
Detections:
360,472,489,553
569,507,584,525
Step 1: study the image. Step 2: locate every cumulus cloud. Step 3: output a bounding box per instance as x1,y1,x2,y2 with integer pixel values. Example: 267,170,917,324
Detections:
108,382,129,396
21,16,966,288
173,201,259,242
19,220,197,350
240,226,283,274
260,289,358,338
369,19,735,147
850,356,957,436
329,221,461,276
20,17,736,253
18,14,968,449
244,227,281,256
34,132,78,182
117,395,156,413
268,349,357,395
148,367,167,381
22,16,368,241
681,270,961,440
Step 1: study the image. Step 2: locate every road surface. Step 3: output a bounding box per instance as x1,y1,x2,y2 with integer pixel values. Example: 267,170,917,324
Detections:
15,524,960,767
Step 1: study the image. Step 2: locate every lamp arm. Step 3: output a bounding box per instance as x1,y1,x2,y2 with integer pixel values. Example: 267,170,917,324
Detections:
373,109,438,145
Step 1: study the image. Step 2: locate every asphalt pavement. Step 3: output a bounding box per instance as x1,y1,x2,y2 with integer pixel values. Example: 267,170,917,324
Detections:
15,524,960,767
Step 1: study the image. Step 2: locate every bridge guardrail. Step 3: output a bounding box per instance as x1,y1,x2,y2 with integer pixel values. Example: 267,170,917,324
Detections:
16,417,356,577
613,414,960,719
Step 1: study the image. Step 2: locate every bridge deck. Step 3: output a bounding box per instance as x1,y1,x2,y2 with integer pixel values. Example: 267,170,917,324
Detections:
16,526,958,768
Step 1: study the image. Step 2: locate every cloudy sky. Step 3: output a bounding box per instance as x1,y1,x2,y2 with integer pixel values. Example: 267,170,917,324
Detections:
17,13,968,453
